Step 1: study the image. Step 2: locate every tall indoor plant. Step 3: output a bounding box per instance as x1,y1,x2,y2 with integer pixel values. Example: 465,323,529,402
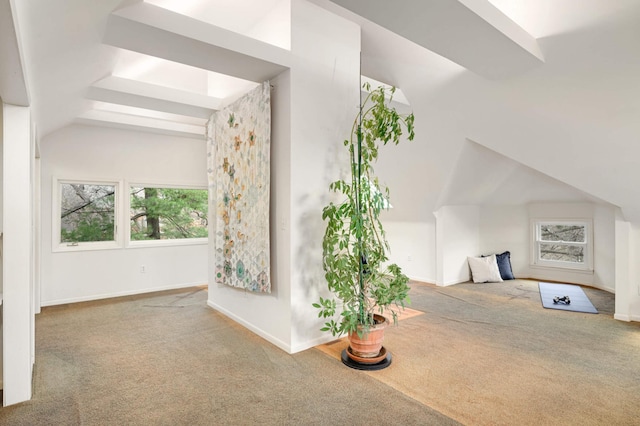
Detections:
314,83,415,360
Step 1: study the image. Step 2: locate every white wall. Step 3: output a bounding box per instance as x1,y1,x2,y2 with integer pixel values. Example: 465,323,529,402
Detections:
526,202,615,289
207,70,294,353
2,103,34,406
0,101,2,391
429,202,616,291
207,0,360,353
288,0,360,351
434,205,480,286
479,204,529,277
383,219,436,283
358,7,639,318
40,124,208,305
593,204,616,292
614,217,640,322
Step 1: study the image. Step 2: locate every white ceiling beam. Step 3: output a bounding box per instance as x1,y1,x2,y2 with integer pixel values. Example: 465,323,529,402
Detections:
0,0,29,106
103,2,290,83
75,110,205,140
87,76,221,119
328,0,544,80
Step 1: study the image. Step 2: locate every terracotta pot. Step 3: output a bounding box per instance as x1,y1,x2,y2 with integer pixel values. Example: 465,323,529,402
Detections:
347,314,388,362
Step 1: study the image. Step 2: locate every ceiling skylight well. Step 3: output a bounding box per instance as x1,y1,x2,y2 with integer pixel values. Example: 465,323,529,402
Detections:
144,0,291,49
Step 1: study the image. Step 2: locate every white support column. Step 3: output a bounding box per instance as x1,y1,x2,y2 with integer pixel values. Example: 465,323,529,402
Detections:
2,103,34,406
614,214,640,322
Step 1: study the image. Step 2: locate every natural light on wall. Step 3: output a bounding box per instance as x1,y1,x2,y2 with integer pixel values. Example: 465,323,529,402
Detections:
486,0,636,38
145,0,291,49
111,52,260,108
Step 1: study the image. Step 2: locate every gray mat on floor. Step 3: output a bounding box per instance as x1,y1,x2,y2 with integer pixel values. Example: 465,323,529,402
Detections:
538,282,598,314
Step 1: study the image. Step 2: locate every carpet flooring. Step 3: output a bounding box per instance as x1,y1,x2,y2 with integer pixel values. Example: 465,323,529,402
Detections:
1,280,639,425
320,280,640,425
0,286,457,425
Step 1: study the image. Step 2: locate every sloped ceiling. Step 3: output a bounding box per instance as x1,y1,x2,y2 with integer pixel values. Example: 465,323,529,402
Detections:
316,0,639,221
9,0,290,139
436,140,606,208
326,0,544,80
9,0,546,141
4,0,640,221
0,0,29,106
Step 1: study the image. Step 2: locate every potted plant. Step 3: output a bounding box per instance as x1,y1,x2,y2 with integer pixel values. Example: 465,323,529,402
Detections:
313,83,415,363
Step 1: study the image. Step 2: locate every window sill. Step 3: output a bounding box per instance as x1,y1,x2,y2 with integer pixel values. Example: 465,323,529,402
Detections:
53,241,121,253
530,264,594,275
127,238,208,249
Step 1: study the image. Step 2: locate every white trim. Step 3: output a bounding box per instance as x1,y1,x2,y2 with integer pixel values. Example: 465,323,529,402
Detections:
207,300,293,354
291,334,338,353
529,264,594,275
614,313,631,322
530,218,593,272
52,177,122,252
127,238,208,248
125,181,208,248
407,275,435,284
40,281,207,307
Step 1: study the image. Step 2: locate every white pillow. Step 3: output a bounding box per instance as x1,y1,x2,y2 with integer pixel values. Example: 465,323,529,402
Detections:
467,254,503,283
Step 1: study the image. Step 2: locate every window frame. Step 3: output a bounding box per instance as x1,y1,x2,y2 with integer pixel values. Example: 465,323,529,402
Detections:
530,219,593,272
52,178,122,252
125,182,208,248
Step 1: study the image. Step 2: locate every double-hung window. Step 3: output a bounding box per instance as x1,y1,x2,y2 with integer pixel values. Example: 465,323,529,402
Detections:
532,220,592,271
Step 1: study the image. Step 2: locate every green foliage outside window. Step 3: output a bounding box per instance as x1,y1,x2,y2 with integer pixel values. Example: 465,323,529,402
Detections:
60,183,116,243
130,187,208,240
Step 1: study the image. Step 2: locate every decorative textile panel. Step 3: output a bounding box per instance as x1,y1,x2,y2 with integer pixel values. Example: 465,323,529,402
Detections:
207,82,271,293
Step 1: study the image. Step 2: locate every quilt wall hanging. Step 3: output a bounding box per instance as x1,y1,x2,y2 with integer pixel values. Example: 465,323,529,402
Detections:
207,82,271,293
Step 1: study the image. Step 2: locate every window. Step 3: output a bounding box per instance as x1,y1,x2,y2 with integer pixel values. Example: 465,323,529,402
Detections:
129,186,208,242
533,220,592,271
55,180,119,250
364,176,392,210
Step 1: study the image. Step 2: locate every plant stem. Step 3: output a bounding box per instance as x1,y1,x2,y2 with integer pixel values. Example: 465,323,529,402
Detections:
356,94,366,325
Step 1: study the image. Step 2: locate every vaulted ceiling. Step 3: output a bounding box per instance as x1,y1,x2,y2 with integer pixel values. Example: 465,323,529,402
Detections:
3,0,640,219
4,0,291,140
3,0,553,140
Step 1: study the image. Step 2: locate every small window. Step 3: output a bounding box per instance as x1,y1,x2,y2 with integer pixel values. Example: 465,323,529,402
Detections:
533,221,592,271
129,186,208,242
60,182,116,243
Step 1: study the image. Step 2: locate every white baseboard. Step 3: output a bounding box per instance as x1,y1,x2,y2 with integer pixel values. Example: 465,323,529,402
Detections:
291,335,337,354
41,281,208,307
408,275,435,284
441,278,468,287
206,300,293,354
613,313,640,322
614,313,631,322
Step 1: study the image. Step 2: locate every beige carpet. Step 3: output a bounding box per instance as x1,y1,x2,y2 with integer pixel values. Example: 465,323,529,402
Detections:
0,286,458,425
2,280,639,425
316,280,640,426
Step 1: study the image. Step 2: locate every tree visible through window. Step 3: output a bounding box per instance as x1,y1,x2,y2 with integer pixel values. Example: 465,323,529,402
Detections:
539,224,585,263
60,183,116,243
130,187,208,240
534,221,590,269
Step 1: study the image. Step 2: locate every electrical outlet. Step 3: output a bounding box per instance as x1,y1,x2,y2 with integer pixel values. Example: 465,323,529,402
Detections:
407,255,412,262
140,265,146,273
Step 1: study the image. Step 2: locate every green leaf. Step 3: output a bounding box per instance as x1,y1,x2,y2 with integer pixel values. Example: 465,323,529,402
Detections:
314,84,415,336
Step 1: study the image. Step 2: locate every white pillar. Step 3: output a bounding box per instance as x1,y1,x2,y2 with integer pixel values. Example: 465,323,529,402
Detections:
2,103,34,406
